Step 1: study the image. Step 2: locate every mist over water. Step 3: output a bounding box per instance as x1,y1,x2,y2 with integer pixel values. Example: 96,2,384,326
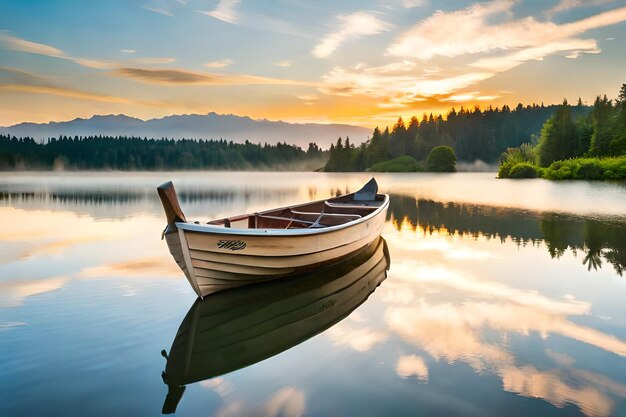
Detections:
0,171,625,417
455,159,500,172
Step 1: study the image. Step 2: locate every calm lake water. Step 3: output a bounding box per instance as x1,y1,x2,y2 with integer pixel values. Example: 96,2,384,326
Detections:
1,171,625,417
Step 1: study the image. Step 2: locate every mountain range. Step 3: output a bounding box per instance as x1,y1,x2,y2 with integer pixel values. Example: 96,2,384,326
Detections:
0,113,371,148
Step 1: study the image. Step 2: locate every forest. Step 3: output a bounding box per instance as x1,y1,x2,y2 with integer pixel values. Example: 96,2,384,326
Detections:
323,102,590,172
0,136,326,171
499,84,626,180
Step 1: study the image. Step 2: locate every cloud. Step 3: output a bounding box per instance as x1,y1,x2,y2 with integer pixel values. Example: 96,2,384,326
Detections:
133,57,176,65
320,64,492,106
389,2,626,61
0,33,176,70
0,66,54,86
113,67,209,84
112,66,314,87
0,33,309,90
402,0,427,8
312,12,391,58
1,33,64,57
0,84,166,107
441,91,502,103
296,93,319,101
546,0,616,17
202,0,241,24
315,2,626,107
470,38,600,72
274,60,292,67
142,5,175,17
121,49,136,54
204,59,234,68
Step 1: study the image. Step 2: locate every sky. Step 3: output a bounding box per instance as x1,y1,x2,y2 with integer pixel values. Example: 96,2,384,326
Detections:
1,0,626,128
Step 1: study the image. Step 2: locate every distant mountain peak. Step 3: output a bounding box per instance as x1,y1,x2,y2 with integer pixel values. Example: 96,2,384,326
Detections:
0,112,371,148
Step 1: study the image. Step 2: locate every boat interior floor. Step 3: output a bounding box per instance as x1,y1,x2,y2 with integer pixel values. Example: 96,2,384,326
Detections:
200,195,385,230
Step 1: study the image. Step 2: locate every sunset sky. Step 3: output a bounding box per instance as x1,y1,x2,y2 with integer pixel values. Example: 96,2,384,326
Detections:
1,0,626,128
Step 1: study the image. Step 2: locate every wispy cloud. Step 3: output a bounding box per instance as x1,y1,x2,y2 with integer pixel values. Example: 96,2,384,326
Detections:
402,0,427,8
142,5,175,17
1,33,65,58
441,91,501,102
0,83,167,107
0,66,54,86
112,66,315,87
320,63,491,107
204,59,234,68
121,49,136,54
0,33,176,70
202,0,241,24
546,0,616,17
388,1,626,61
112,68,210,84
274,60,292,67
296,93,319,101
312,12,391,58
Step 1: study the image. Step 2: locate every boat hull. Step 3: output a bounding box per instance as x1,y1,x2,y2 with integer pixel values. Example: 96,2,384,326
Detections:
158,179,389,298
166,205,387,297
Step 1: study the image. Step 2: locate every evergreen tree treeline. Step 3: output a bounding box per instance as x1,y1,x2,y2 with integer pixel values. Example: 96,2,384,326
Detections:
500,84,626,180
0,136,326,170
324,102,590,172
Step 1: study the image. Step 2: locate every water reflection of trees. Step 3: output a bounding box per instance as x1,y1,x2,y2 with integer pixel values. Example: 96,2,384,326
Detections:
389,195,625,276
0,189,299,206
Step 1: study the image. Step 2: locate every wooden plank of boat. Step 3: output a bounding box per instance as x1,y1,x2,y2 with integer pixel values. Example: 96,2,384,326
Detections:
160,237,390,413
157,178,389,298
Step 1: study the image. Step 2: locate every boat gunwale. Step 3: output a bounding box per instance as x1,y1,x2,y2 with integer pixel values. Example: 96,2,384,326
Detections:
176,194,389,237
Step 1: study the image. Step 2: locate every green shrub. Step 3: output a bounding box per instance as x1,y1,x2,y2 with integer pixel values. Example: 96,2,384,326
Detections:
508,162,538,178
542,156,626,180
426,146,457,172
498,162,514,178
501,143,537,166
577,160,603,180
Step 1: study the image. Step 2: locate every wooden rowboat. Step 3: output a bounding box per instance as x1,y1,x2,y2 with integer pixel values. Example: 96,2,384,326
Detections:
157,178,389,298
160,236,390,413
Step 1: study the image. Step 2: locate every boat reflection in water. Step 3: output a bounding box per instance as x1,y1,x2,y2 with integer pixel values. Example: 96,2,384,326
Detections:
160,236,390,414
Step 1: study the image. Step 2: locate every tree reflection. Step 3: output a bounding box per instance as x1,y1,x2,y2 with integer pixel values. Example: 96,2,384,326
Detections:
389,195,625,276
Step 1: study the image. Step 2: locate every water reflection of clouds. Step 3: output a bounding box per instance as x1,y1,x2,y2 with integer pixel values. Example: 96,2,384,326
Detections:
78,258,181,279
325,322,388,352
0,207,129,261
0,207,187,308
201,381,306,417
379,223,626,417
396,355,429,381
0,276,68,308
